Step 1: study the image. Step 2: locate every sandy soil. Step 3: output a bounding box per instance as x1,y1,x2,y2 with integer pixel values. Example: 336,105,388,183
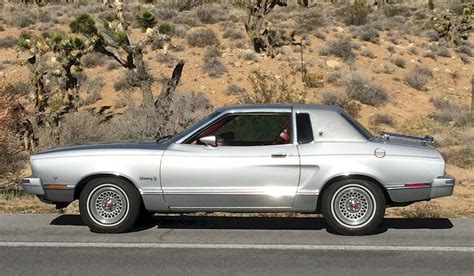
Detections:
0,5,472,217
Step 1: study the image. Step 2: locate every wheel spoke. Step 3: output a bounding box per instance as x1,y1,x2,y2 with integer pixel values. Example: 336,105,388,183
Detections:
332,185,375,227
87,184,129,226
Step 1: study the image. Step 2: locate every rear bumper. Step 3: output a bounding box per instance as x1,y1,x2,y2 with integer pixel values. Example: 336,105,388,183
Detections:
387,176,455,203
21,177,45,195
430,176,455,199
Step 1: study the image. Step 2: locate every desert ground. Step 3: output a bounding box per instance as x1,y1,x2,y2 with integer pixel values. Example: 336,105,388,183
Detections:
0,0,472,218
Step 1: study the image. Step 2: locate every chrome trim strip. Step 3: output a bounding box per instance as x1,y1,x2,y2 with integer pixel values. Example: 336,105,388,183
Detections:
386,186,431,191
296,191,320,196
170,207,292,210
150,189,319,197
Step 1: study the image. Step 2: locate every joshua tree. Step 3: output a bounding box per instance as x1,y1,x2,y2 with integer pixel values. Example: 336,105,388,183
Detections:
242,0,287,56
71,0,169,106
15,29,89,149
430,4,473,46
297,0,309,8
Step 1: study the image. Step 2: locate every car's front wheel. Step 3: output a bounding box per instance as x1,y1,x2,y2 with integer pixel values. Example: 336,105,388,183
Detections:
79,177,141,233
321,179,385,235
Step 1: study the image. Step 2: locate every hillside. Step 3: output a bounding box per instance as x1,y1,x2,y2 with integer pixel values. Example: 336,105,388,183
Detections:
0,0,472,217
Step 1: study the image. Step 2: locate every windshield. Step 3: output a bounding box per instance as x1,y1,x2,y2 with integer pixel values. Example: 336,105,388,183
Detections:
167,111,222,142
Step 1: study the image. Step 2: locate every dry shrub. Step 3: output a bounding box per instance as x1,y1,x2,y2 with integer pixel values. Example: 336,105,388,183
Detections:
0,80,28,191
349,25,379,43
371,113,395,126
327,70,344,86
238,70,306,104
391,56,406,68
81,52,109,68
242,49,258,61
0,36,18,49
186,27,218,47
80,76,104,106
202,47,227,78
223,27,244,40
295,7,326,33
156,52,176,65
346,74,389,106
193,3,228,24
360,48,375,58
320,90,360,117
108,91,212,141
113,70,140,91
225,84,246,95
304,72,324,88
429,97,472,127
441,146,473,169
400,202,441,218
319,36,355,62
337,2,370,26
0,132,24,192
404,64,433,91
37,111,106,149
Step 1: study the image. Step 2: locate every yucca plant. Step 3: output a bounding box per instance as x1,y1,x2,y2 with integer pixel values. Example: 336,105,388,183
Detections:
135,10,156,31
69,13,98,38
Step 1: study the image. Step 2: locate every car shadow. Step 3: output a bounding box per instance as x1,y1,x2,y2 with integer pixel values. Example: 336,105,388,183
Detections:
50,214,454,234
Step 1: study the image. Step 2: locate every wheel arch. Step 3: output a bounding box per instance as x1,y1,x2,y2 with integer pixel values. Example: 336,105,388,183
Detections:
74,173,141,200
316,174,392,212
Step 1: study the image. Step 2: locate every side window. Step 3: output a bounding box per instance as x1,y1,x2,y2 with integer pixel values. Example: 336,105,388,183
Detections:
296,113,314,144
186,113,292,146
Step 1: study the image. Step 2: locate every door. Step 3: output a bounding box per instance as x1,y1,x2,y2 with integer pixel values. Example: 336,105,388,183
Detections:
161,112,300,211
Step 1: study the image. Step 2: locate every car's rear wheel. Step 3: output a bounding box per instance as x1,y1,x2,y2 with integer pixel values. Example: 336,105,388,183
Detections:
79,177,141,233
321,179,385,235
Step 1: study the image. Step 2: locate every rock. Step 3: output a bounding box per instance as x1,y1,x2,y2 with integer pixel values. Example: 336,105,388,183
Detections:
246,61,254,65
234,61,242,68
432,68,440,72
326,60,341,69
444,68,453,73
336,27,345,33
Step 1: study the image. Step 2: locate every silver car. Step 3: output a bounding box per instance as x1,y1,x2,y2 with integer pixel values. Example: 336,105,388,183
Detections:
21,104,455,235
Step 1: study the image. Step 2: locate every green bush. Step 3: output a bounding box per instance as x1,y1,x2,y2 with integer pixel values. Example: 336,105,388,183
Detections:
159,22,173,35
69,13,98,37
17,31,33,49
135,10,156,31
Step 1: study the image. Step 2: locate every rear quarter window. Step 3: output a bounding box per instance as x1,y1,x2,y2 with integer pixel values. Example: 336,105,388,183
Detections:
308,110,367,142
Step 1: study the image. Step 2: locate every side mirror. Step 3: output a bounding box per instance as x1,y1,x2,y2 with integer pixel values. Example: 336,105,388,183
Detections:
199,135,217,147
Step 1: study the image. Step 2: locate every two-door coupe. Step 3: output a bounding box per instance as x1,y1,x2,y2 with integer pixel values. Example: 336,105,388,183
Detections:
22,104,455,235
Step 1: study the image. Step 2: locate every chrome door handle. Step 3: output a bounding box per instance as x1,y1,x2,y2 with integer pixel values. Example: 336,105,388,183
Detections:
271,153,287,158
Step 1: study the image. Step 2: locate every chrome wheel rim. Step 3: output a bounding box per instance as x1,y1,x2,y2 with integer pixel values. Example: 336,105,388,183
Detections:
87,184,129,227
331,184,376,228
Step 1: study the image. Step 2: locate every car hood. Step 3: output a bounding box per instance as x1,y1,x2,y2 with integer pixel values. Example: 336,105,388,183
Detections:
32,140,170,158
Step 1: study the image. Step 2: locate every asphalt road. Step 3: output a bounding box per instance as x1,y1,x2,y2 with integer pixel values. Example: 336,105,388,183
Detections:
1,214,473,275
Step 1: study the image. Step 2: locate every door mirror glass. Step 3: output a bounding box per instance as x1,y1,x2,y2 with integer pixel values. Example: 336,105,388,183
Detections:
199,135,217,147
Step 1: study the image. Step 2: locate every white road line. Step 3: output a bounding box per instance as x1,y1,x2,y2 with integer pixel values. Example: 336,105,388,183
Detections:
0,242,473,252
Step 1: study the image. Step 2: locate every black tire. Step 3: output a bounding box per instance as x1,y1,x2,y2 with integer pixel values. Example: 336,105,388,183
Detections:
79,177,142,233
321,179,385,236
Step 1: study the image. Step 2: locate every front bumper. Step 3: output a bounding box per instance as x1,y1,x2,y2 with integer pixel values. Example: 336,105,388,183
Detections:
21,177,45,195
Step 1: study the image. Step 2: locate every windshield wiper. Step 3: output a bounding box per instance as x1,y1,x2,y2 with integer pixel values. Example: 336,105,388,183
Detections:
156,135,173,142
